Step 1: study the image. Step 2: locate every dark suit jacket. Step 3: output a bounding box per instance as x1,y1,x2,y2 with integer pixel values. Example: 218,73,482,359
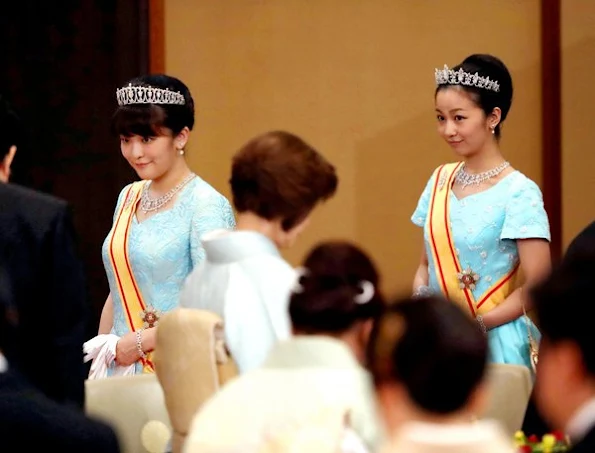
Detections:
0,367,120,452
0,182,87,408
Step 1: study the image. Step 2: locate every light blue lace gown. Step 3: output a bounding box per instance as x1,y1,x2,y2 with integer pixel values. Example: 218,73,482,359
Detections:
102,176,236,374
412,169,550,369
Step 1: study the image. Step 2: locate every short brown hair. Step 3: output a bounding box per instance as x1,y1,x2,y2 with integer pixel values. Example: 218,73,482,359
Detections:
230,131,338,231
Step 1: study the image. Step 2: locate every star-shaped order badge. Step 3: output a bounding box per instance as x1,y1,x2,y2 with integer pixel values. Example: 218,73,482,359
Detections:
140,306,161,329
457,267,480,291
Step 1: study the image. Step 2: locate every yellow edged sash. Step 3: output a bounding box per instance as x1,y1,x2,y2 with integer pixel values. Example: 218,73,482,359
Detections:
426,163,519,317
107,181,155,373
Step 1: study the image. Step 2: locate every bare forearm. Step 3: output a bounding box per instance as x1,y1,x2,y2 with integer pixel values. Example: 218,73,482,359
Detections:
98,294,113,334
483,239,551,329
413,264,429,292
115,327,156,365
481,288,524,329
141,327,156,352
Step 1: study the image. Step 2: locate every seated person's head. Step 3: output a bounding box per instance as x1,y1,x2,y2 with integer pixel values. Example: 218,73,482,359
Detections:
289,241,384,363
531,254,595,431
564,222,595,264
230,131,337,248
0,96,21,182
367,295,488,430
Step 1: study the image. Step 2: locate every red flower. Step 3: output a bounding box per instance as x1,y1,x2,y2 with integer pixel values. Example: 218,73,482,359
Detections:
552,430,565,441
528,434,539,443
519,445,532,453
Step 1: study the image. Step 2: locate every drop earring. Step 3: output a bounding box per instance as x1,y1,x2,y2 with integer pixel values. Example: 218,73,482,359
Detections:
178,149,185,156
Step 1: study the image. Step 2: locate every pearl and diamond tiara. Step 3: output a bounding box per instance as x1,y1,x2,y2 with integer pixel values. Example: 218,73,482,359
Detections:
116,83,186,106
434,65,500,93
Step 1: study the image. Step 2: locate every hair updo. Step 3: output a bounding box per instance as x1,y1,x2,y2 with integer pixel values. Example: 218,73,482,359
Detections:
112,74,195,138
289,241,384,334
436,54,513,139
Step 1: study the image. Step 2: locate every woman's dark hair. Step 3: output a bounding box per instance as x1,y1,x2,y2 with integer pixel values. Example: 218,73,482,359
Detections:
230,130,338,231
289,241,384,334
112,74,195,138
368,295,488,414
0,95,22,159
436,54,513,139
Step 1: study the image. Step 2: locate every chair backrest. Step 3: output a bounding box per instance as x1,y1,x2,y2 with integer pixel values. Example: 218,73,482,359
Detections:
153,308,238,453
482,363,533,435
85,373,171,453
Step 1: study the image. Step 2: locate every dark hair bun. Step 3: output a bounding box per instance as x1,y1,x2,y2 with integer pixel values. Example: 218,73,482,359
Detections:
289,241,384,334
459,54,513,121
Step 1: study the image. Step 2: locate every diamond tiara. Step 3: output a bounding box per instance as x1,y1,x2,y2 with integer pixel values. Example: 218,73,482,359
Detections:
116,83,186,106
434,65,500,93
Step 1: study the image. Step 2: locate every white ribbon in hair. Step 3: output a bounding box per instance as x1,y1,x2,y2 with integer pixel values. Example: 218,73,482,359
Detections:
291,267,310,294
354,280,375,304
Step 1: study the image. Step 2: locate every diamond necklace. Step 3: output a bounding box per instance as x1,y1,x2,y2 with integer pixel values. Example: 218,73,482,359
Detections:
455,161,510,189
140,173,196,214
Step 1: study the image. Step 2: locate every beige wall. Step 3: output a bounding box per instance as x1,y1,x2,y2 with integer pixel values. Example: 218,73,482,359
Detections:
562,0,595,247
165,0,542,295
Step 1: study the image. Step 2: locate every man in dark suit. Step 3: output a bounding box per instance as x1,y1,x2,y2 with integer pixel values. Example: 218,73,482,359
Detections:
530,233,595,452
0,96,87,408
0,266,120,452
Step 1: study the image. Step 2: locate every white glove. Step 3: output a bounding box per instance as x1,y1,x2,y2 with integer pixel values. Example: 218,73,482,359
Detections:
83,334,136,379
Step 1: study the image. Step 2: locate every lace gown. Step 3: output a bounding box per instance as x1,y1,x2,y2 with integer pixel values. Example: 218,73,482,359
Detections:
412,170,550,369
102,176,236,374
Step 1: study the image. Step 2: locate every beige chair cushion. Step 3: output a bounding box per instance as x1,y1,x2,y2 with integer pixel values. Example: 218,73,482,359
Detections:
483,363,533,436
85,374,171,453
153,308,238,453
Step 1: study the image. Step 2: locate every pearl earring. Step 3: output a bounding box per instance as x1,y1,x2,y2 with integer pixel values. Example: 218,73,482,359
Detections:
178,149,185,156
491,127,495,135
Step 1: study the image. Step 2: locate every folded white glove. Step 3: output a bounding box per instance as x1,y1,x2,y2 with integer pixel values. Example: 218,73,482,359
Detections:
83,334,136,380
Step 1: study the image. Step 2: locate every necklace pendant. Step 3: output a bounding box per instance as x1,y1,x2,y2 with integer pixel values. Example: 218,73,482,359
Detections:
140,173,196,214
455,161,510,190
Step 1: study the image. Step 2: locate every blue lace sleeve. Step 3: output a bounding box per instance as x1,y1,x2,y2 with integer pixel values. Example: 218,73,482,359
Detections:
190,193,236,267
411,170,437,227
501,177,551,241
